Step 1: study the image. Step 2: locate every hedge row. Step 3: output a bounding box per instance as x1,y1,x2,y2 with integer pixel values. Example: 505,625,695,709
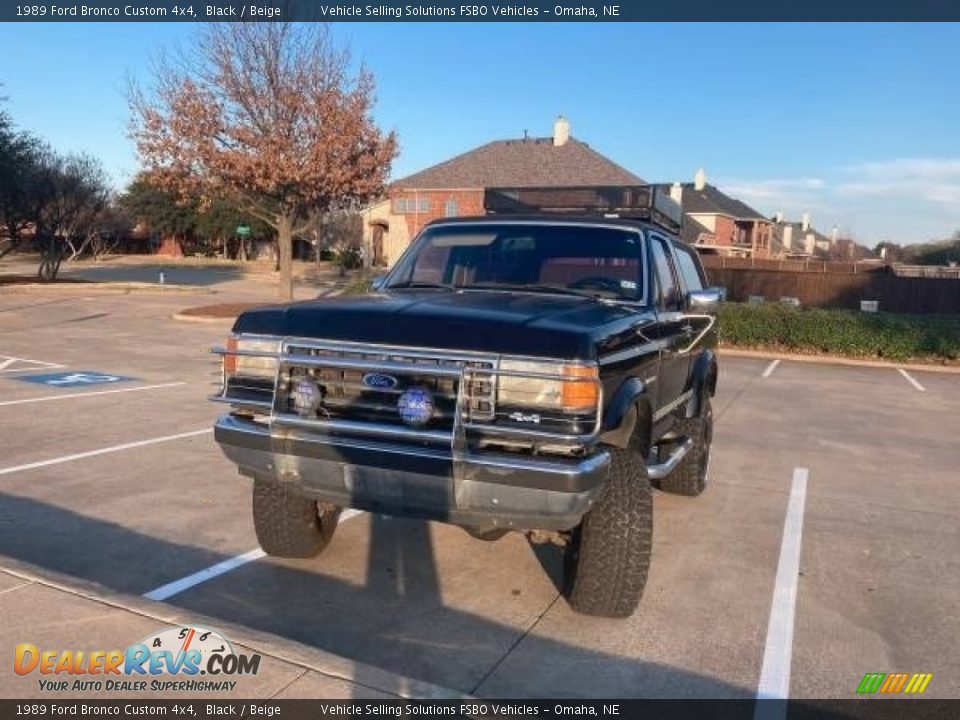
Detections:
718,303,960,362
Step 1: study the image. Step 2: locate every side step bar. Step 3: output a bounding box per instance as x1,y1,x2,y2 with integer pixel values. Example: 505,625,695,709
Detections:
647,438,693,480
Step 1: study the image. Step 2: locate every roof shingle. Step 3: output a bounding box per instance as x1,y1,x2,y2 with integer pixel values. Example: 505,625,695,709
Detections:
393,137,644,189
660,183,768,221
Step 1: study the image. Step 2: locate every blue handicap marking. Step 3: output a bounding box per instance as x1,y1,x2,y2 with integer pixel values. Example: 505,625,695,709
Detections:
15,371,136,387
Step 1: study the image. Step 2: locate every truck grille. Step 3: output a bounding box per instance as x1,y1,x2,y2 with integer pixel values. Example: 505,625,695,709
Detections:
275,342,496,433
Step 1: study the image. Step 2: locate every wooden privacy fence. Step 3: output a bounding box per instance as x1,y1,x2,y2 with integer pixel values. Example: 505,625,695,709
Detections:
701,256,877,274
704,267,960,314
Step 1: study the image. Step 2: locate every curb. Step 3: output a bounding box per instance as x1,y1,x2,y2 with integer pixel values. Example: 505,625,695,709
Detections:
720,347,960,374
0,556,467,700
2,282,214,295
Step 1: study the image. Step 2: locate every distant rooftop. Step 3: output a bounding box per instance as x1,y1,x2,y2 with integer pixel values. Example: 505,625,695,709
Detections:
660,182,768,221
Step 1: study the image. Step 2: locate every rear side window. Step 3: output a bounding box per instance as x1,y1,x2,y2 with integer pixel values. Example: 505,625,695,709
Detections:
673,244,706,293
650,236,681,311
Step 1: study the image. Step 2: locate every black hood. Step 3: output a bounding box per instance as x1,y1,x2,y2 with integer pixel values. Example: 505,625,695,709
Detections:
232,290,651,359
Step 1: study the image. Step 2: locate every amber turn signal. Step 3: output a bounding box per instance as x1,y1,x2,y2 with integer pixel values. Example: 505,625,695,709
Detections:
562,365,600,411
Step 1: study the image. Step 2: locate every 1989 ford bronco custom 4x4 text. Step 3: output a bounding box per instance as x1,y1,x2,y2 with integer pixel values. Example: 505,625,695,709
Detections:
213,186,720,617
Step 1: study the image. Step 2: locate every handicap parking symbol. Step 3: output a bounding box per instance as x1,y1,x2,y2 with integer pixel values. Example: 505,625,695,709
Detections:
14,371,136,387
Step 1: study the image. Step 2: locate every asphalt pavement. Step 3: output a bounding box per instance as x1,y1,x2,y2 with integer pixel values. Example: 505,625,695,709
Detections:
0,278,957,700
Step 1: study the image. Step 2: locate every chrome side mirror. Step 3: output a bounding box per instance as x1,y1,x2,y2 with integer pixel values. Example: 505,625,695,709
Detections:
688,287,723,314
370,274,387,291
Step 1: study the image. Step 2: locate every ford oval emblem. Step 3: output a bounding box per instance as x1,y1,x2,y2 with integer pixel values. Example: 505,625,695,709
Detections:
397,388,434,426
362,372,398,390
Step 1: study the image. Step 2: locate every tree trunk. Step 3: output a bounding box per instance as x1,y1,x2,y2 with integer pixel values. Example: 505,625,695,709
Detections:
277,215,294,301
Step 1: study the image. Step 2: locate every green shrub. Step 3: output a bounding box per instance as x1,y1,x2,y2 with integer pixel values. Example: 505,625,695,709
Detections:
718,303,960,362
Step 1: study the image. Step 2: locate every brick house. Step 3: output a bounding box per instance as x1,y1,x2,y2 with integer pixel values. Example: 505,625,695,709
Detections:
772,213,833,258
661,169,775,259
361,117,643,266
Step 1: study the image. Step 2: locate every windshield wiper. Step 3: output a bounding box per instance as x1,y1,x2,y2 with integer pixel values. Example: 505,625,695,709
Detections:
466,283,621,300
388,281,456,290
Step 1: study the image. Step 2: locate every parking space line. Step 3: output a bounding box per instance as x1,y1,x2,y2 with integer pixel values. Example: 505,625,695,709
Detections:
0,354,64,373
0,428,212,477
761,359,781,378
143,549,267,602
897,368,925,392
756,467,809,713
142,509,364,602
0,382,187,407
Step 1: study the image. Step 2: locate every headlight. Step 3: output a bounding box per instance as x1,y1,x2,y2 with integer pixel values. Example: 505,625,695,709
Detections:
224,336,280,380
498,360,599,413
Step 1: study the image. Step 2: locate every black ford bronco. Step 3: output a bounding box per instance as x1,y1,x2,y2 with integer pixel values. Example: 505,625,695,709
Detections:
213,186,720,617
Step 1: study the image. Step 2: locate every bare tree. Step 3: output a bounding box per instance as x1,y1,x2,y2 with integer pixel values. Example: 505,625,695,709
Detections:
130,23,397,300
33,152,110,279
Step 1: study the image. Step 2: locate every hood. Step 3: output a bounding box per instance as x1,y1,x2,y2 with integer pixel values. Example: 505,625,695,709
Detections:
232,290,650,359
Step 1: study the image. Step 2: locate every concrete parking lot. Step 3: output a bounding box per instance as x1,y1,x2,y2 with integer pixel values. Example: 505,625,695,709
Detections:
1,281,958,700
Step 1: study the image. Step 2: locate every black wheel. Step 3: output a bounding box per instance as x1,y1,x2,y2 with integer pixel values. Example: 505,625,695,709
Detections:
564,448,653,618
660,394,713,497
252,479,340,558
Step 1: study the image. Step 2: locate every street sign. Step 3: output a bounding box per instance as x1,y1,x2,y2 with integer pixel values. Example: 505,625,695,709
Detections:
236,225,251,237
14,371,135,388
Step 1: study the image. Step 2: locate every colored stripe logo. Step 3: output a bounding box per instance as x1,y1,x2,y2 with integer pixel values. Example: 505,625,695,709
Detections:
857,672,932,694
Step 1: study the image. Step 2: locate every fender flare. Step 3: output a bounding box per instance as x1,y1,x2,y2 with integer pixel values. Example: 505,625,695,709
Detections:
685,349,718,418
600,378,654,452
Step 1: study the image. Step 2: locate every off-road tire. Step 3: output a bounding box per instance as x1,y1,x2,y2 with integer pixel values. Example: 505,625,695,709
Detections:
660,394,713,497
565,449,653,618
252,479,341,558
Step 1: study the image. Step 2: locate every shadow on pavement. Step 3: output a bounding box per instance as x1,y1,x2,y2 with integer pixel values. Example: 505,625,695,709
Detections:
0,490,753,700
62,263,249,288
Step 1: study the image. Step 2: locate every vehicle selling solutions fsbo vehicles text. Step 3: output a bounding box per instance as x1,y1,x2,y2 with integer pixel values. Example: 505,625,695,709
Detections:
317,5,543,17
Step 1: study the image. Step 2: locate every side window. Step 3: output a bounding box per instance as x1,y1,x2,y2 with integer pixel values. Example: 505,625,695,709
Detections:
673,244,705,294
650,237,681,311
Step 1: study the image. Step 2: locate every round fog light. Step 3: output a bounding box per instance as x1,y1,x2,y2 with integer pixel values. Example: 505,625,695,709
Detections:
291,378,322,417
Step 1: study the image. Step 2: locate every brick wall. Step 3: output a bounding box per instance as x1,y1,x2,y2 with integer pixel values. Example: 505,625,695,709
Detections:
712,216,736,247
390,189,485,237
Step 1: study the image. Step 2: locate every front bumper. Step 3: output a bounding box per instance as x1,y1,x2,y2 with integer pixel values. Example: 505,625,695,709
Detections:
214,414,610,531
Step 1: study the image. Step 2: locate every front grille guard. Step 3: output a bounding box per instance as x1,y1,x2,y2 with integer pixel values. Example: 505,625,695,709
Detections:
211,339,603,454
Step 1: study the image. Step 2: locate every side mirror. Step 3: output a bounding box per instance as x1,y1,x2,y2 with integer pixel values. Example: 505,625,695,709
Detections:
370,274,387,291
687,287,723,314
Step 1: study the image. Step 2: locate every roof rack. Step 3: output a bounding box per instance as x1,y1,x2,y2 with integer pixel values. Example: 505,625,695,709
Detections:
483,185,683,235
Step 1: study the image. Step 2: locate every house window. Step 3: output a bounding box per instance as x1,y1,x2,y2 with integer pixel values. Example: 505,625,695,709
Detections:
392,197,430,214
445,199,458,217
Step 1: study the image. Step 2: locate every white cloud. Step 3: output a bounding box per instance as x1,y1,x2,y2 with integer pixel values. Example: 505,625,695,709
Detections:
713,158,960,243
836,158,960,206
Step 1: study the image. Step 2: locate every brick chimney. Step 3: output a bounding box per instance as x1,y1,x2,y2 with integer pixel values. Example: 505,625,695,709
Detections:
801,212,811,232
694,168,707,191
553,116,570,147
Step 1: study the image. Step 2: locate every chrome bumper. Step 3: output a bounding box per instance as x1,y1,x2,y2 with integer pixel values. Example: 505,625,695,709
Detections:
214,415,611,531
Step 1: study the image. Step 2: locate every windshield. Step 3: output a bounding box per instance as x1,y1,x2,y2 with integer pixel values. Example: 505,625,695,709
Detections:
386,223,645,301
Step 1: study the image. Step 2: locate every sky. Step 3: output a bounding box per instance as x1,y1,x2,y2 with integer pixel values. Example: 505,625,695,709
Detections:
1,22,958,245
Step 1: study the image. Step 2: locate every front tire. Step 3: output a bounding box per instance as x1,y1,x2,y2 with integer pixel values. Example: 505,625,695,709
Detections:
660,395,713,497
565,449,653,618
252,479,341,558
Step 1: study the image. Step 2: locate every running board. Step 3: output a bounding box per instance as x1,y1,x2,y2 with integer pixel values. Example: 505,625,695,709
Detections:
647,438,693,480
